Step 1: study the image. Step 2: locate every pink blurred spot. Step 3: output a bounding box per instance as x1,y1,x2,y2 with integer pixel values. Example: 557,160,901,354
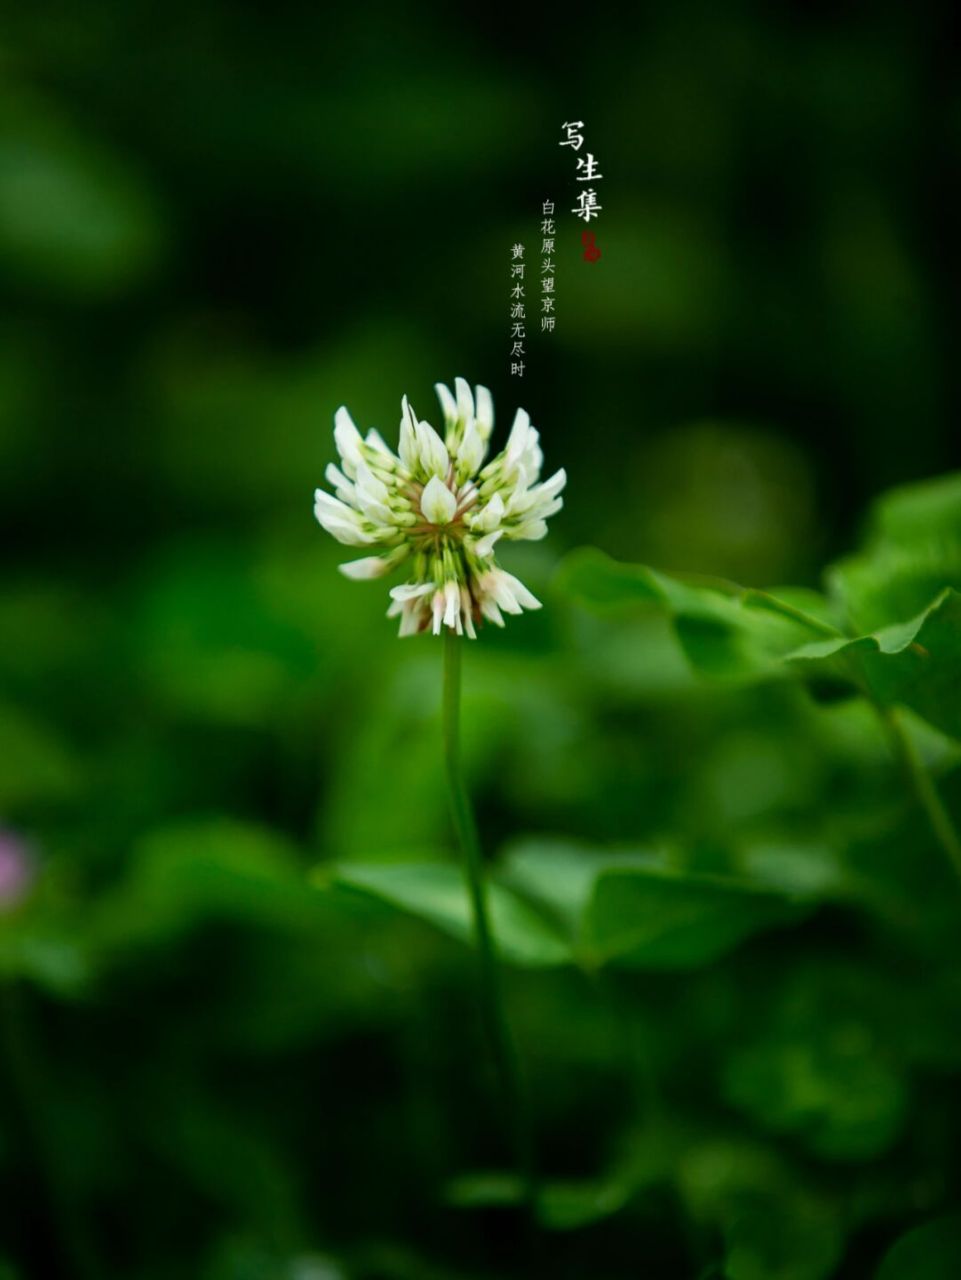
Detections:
0,829,36,910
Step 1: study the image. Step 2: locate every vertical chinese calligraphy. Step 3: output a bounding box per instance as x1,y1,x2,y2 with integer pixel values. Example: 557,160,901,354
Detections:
509,242,526,377
505,126,602,367
560,120,604,255
541,201,555,333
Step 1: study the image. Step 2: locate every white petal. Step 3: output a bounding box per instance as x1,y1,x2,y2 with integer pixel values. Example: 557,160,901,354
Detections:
434,382,458,425
515,427,543,483
352,492,393,525
398,396,418,472
431,590,445,635
505,408,531,464
390,582,435,602
314,489,373,546
460,586,477,639
479,597,505,627
398,603,423,637
352,464,394,523
474,385,493,440
364,429,396,462
493,579,522,614
415,419,449,477
454,377,474,425
443,580,460,629
501,571,542,610
334,407,364,469
420,475,457,524
472,529,503,559
482,567,539,615
538,467,567,500
355,461,389,504
515,475,563,523
472,491,505,532
318,518,371,547
457,422,484,478
522,449,544,488
509,518,548,541
339,556,393,580
325,462,356,506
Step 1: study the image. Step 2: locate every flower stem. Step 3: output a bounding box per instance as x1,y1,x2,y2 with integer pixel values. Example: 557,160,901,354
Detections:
441,629,537,1218
880,703,961,885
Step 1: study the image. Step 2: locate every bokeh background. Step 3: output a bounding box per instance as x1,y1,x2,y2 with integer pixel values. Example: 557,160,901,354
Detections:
3,2,961,1277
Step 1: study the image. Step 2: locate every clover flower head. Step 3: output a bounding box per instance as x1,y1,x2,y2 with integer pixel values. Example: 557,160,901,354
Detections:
313,378,566,636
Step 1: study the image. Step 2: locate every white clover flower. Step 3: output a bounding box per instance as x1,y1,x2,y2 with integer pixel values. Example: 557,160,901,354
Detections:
313,378,566,637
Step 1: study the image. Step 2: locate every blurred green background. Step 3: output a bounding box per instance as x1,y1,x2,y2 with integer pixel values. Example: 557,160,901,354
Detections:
3,2,961,1277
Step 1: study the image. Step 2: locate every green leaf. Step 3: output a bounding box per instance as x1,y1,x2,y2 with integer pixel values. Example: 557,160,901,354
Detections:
93,819,322,954
502,841,810,970
326,861,571,968
789,589,961,740
556,547,838,680
873,472,961,544
558,548,961,741
587,865,807,969
828,472,961,633
876,1214,961,1280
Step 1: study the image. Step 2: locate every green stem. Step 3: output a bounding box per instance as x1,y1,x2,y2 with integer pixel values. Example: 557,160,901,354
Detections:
881,703,961,885
441,629,537,1217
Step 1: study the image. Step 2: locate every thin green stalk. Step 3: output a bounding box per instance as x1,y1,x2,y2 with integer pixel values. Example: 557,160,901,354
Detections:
880,703,961,885
441,629,537,1217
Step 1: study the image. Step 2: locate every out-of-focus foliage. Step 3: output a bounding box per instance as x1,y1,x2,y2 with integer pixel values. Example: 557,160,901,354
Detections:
2,1,961,1277
559,472,961,738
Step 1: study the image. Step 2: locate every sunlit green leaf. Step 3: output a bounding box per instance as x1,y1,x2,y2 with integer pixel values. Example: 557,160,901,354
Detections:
502,841,811,970
559,548,961,740
556,547,838,679
789,590,961,740
829,473,961,633
326,861,570,968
